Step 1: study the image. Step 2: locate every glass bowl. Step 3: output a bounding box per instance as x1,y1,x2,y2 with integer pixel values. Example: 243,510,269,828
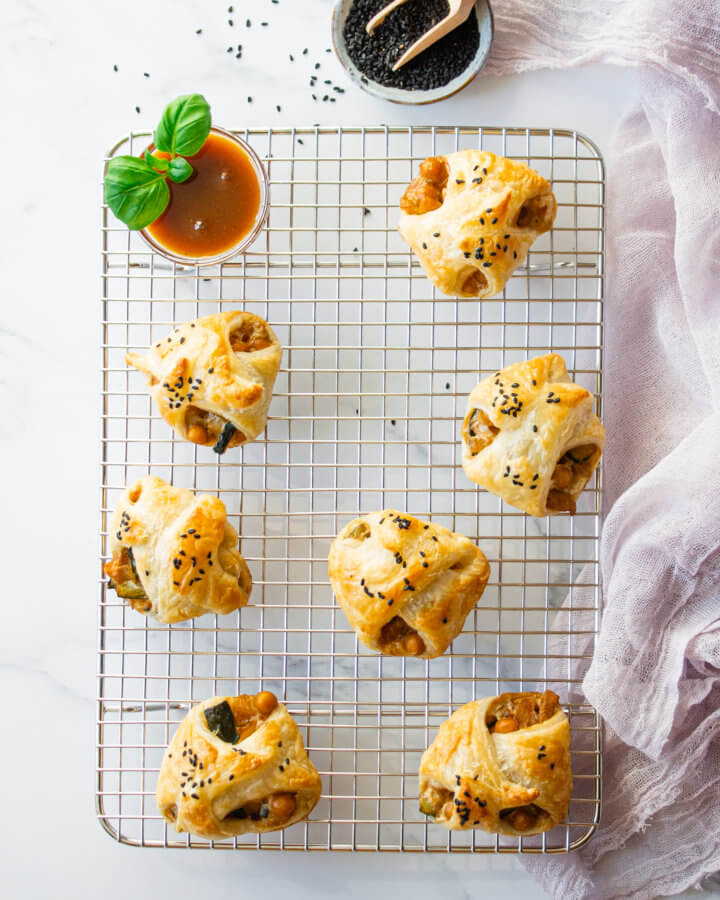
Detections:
139,126,269,267
332,0,494,105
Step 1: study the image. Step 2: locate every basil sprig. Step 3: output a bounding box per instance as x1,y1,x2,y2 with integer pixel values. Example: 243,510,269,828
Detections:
104,93,211,230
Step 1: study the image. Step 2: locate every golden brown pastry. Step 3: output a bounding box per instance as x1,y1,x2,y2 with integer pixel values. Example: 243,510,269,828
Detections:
104,475,251,623
156,692,322,839
127,310,282,454
398,150,556,299
461,354,605,516
328,511,490,659
419,690,572,835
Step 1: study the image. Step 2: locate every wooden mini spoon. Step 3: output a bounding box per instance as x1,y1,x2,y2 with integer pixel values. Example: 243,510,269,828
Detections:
365,0,476,71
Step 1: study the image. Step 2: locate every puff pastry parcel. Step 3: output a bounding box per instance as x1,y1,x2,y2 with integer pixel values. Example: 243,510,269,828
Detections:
104,475,251,623
156,692,322,839
328,511,490,659
419,691,572,836
462,354,605,516
398,150,556,299
127,310,282,454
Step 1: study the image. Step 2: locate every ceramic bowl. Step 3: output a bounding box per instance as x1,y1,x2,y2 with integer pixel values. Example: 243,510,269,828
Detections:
331,0,494,105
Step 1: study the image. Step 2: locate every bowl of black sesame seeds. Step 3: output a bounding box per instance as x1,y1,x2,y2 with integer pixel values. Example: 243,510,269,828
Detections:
332,0,493,104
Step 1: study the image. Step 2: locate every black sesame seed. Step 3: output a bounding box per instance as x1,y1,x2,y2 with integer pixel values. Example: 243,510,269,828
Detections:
343,0,480,91
533,425,538,432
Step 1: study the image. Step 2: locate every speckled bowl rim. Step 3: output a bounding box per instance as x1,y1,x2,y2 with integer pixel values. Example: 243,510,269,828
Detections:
138,126,270,267
331,0,494,105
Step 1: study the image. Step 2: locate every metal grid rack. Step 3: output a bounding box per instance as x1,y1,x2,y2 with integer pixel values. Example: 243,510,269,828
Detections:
98,125,604,853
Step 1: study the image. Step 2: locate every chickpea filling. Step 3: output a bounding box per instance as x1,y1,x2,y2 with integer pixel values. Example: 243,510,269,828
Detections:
347,521,371,541
516,193,554,231
499,803,544,832
105,547,147,601
227,691,278,740
205,692,279,746
379,616,426,656
399,156,450,216
547,444,600,514
229,320,273,353
486,690,560,733
185,405,246,449
463,407,500,456
225,791,297,824
419,784,454,819
460,269,489,296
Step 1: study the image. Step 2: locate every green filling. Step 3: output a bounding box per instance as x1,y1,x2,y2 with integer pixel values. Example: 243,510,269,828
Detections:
112,548,147,600
212,421,237,455
204,700,239,743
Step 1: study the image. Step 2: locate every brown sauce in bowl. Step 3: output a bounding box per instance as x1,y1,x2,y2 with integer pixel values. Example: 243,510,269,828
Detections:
145,131,262,259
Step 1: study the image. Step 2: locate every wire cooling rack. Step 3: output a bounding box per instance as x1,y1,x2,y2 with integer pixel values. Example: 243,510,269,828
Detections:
98,125,604,853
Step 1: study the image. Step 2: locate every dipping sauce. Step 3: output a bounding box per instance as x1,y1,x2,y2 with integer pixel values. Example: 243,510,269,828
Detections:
145,130,263,260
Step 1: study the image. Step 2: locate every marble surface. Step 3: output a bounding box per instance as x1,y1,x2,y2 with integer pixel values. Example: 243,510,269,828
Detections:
1,0,713,897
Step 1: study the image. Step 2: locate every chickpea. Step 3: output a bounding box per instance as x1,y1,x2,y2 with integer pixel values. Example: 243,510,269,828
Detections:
269,792,296,819
441,801,454,820
551,464,573,489
255,690,278,716
405,634,426,656
187,424,209,445
509,809,537,832
419,156,449,186
461,270,488,296
493,717,519,734
546,489,576,513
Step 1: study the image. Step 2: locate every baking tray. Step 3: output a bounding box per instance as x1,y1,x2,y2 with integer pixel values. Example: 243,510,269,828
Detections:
98,125,604,852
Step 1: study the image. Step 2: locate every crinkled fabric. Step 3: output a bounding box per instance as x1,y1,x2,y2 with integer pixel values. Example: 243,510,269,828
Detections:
479,2,720,897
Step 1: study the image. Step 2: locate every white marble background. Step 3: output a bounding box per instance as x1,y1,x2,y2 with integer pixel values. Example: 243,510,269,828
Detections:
2,0,714,897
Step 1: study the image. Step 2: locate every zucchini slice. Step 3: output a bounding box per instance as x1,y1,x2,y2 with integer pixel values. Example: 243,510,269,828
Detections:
212,421,237,455
204,700,240,743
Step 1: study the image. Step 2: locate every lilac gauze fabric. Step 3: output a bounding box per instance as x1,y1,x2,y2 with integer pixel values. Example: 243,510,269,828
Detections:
476,2,720,897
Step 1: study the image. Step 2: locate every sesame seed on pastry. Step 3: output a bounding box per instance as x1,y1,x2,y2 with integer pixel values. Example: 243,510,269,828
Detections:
156,692,322,839
398,150,556,299
461,354,605,516
419,691,572,835
104,475,251,623
126,310,282,454
328,511,490,659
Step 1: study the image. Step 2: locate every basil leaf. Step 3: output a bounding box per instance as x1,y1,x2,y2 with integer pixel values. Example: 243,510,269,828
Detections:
167,156,193,184
104,156,170,230
144,150,169,172
154,93,211,157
